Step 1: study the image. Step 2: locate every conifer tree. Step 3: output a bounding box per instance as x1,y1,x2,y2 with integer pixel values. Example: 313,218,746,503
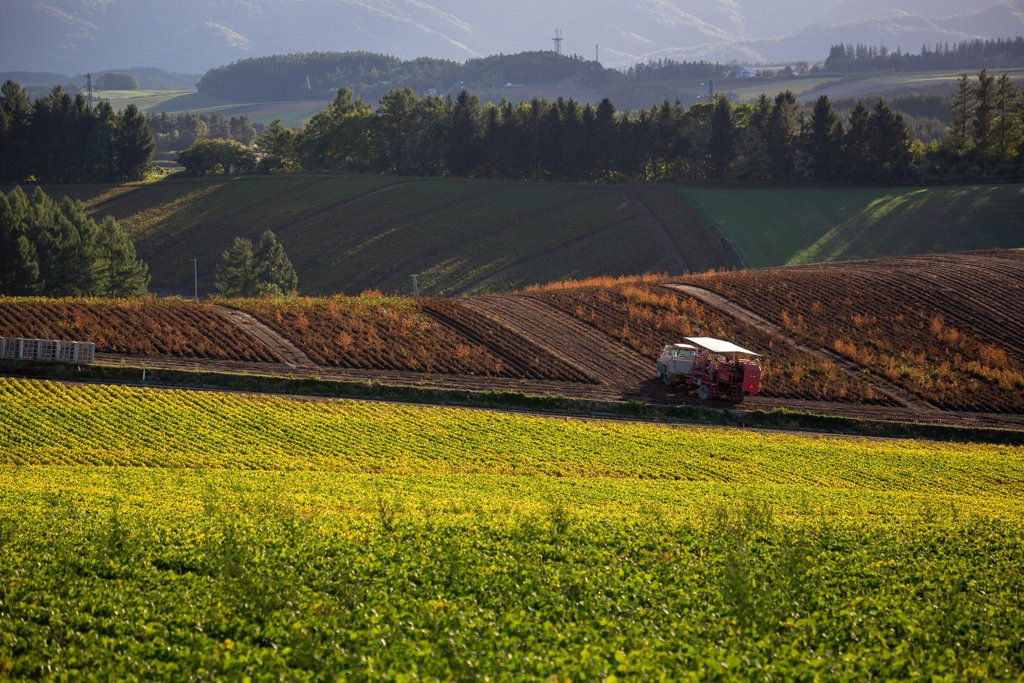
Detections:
215,231,297,297
806,95,844,182
94,216,150,297
253,230,298,296
215,237,257,297
116,104,155,181
0,188,41,295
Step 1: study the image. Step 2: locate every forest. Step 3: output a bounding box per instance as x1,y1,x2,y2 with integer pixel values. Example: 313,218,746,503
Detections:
194,51,731,109
178,69,1022,185
0,81,155,184
824,37,1024,74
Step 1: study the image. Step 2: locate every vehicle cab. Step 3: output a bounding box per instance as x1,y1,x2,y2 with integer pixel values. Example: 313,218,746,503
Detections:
658,343,698,378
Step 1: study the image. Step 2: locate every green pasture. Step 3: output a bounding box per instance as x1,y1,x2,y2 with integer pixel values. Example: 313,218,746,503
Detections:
94,89,331,127
678,184,1024,268
729,77,840,101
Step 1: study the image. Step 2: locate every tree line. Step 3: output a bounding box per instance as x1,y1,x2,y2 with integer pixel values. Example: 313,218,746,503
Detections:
193,50,730,109
0,187,149,297
0,81,155,184
146,111,259,153
825,37,1024,74
178,69,1023,184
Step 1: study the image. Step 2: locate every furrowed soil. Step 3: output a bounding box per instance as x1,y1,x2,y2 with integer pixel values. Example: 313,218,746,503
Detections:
3,250,1024,432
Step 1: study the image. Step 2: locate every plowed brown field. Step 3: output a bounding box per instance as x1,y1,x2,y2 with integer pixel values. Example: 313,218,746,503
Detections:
0,298,279,362
675,250,1024,413
3,249,1023,430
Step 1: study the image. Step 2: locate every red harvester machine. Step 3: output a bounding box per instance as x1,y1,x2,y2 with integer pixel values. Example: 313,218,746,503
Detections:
656,337,762,402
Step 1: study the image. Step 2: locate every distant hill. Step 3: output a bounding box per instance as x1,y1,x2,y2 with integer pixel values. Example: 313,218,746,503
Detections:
1,0,1020,75
0,68,200,92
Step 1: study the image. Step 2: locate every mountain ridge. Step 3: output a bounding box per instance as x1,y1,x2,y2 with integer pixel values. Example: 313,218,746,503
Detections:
0,0,1020,74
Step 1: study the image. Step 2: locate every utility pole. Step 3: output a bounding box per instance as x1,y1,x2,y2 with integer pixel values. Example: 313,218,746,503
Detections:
192,258,198,302
596,45,599,63
411,274,419,297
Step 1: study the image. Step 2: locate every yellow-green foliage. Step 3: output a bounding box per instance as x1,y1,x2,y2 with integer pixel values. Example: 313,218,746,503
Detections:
2,378,1024,680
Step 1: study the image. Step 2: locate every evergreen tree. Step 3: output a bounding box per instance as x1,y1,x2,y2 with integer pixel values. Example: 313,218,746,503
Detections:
0,188,41,295
94,216,150,297
806,95,844,182
32,192,99,296
844,101,872,182
253,230,298,296
229,114,257,145
215,237,257,297
254,118,296,171
971,69,997,167
215,232,297,297
709,94,735,181
116,104,155,181
949,73,975,156
87,100,119,182
446,90,481,177
993,74,1022,166
766,91,799,181
0,80,32,183
867,98,915,182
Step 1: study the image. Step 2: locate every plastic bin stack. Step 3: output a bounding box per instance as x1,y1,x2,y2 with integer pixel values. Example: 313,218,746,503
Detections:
0,337,96,363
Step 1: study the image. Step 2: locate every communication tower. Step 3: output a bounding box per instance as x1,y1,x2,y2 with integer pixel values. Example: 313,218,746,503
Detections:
84,73,94,107
553,29,563,56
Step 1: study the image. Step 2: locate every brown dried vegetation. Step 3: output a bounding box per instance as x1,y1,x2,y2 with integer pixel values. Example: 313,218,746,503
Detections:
0,298,279,361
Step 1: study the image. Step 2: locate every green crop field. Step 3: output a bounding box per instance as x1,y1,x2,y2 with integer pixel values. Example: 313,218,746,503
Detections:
1,377,1022,679
678,184,1024,268
728,77,841,101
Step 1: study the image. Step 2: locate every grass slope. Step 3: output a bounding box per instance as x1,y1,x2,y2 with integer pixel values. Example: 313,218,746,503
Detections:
1,378,1022,678
29,175,670,297
95,90,332,127
679,184,1024,268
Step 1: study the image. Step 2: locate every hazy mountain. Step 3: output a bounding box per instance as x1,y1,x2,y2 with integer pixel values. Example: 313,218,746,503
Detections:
1,0,1020,75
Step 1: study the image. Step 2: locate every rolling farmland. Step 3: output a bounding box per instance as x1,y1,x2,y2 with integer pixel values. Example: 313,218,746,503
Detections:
2,249,1024,428
679,184,1024,269
1,377,1022,679
12,175,1023,298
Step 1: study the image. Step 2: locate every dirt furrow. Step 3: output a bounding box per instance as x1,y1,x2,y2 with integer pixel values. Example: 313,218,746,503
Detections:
460,294,653,394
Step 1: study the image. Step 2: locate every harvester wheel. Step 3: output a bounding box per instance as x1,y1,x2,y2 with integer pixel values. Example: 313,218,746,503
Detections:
697,384,710,400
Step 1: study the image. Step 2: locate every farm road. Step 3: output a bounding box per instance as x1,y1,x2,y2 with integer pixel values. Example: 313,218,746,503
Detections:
213,306,313,367
272,182,411,236
665,284,940,414
624,189,688,274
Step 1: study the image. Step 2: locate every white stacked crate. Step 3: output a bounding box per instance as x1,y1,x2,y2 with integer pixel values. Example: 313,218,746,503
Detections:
0,337,95,363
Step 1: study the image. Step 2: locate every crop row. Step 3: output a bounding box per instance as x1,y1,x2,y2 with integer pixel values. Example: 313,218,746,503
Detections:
2,379,1021,502
0,297,278,362
226,296,587,381
530,282,893,403
420,298,593,383
682,260,1024,412
2,378,1023,679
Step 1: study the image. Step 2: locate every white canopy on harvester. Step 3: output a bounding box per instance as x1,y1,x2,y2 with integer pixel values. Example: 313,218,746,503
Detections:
684,337,761,357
